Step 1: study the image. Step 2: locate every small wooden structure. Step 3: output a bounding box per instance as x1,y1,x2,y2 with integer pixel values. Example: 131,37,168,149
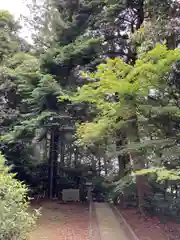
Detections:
62,188,80,202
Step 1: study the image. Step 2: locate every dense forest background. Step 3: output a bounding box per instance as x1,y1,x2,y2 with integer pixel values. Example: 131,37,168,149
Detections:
0,0,180,218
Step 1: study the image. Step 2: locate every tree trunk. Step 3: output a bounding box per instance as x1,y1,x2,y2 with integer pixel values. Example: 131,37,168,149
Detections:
128,115,151,214
118,155,126,178
167,33,177,50
127,1,150,214
59,139,65,177
52,127,59,198
48,127,59,199
74,146,78,166
98,157,101,176
91,155,97,175
136,0,145,30
68,144,72,167
103,154,108,176
115,132,130,206
116,131,128,178
48,130,53,199
43,133,47,161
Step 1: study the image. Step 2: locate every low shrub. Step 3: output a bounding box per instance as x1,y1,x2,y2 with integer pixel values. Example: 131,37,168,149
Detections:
0,153,38,240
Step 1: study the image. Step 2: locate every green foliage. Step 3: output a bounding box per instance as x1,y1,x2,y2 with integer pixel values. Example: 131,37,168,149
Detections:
0,10,20,63
73,41,180,215
73,44,180,145
113,174,135,194
1,0,180,219
131,0,179,54
136,168,180,181
0,52,41,143
92,175,111,196
0,153,38,240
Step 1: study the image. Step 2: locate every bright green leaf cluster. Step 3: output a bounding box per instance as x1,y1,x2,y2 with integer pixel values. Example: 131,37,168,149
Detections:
73,44,180,145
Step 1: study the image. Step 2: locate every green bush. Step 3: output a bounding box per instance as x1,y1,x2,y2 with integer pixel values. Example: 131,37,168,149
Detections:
0,154,38,240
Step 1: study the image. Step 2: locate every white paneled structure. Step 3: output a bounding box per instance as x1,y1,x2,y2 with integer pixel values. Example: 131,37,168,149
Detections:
62,189,80,202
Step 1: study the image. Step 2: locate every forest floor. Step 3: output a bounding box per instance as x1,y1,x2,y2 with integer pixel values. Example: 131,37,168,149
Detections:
29,201,180,240
29,201,89,240
117,207,180,240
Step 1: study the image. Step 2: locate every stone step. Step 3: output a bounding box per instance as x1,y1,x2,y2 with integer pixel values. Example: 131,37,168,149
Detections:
95,202,130,240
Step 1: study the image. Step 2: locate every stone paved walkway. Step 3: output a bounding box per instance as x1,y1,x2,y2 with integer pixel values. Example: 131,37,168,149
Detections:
95,202,130,240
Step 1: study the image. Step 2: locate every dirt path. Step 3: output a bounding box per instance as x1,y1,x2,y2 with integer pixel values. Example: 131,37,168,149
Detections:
30,201,142,240
30,201,89,240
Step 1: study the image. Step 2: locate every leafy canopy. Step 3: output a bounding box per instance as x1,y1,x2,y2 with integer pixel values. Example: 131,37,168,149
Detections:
72,44,180,145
